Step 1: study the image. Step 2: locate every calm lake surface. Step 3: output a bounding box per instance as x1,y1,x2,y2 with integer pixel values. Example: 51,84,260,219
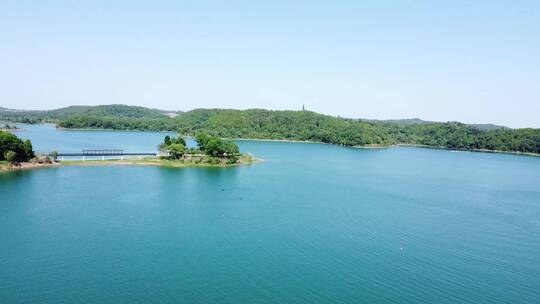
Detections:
1,124,540,303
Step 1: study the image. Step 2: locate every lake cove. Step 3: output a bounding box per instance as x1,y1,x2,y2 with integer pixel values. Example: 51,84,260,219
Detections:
1,124,539,303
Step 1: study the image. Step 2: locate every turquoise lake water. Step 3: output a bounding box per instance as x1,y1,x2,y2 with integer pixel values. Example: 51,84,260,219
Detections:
1,125,540,303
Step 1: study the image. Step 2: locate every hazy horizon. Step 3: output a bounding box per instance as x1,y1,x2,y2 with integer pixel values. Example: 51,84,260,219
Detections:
1,1,539,128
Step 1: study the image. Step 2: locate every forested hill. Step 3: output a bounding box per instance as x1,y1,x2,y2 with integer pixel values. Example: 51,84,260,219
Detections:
175,109,392,146
54,109,393,146
1,105,539,154
0,104,168,123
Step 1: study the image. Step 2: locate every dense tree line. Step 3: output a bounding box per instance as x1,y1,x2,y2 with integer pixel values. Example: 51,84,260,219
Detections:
59,116,178,131
376,122,540,154
3,106,540,154
45,105,166,118
0,131,35,162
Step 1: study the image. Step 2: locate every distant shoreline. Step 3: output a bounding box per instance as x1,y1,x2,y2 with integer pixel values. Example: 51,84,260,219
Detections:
234,137,540,157
0,127,22,132
391,144,540,158
55,126,176,133
232,137,327,145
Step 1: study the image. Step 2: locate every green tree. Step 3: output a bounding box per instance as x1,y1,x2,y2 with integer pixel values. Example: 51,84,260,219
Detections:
173,136,186,146
4,150,17,163
166,143,185,159
23,139,35,159
203,137,221,156
195,133,210,151
159,135,187,155
0,131,32,162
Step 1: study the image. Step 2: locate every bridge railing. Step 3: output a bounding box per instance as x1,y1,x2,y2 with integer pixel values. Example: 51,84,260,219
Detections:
82,149,124,155
53,150,157,160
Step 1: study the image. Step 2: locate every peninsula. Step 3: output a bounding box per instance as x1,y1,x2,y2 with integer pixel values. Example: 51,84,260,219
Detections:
0,131,256,173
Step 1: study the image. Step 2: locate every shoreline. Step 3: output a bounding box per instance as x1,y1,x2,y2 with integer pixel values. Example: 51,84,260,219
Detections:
1,156,261,173
0,127,22,132
357,143,540,157
63,158,263,168
0,161,61,172
392,144,540,158
55,126,176,133
236,138,540,157
232,137,328,145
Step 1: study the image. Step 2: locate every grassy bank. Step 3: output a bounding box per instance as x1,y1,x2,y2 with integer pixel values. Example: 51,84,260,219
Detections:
0,154,259,173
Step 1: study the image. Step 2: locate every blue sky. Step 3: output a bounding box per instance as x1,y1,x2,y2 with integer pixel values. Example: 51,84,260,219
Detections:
1,1,539,127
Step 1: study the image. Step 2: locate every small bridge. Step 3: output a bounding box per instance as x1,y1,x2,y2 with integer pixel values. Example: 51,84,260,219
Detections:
55,149,157,161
